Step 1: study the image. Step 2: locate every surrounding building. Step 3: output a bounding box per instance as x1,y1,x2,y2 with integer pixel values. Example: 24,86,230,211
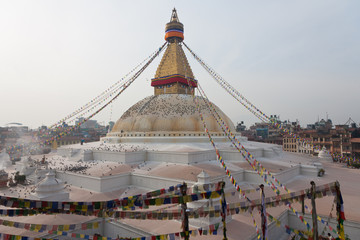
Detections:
238,116,299,146
238,117,360,158
282,119,360,158
0,120,110,161
351,128,360,158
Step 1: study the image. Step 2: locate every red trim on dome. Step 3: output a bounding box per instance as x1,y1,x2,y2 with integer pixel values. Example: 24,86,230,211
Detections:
151,74,197,87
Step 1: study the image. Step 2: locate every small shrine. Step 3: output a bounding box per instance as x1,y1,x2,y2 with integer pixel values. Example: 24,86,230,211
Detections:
31,171,69,201
318,147,332,161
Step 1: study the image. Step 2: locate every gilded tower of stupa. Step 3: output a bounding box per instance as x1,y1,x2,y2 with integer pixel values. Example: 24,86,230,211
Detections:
151,9,197,96
105,9,236,143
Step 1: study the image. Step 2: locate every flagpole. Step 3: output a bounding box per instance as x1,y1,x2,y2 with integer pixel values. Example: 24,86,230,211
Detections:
220,181,228,240
310,181,319,240
260,184,267,240
335,181,346,240
181,182,189,240
301,195,305,215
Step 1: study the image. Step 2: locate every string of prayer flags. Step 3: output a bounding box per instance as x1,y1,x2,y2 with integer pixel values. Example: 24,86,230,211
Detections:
191,93,262,240
0,182,337,219
110,182,337,221
0,188,223,215
304,205,338,236
48,48,161,130
0,221,222,240
0,218,100,232
196,83,312,232
7,42,168,153
267,213,307,238
183,42,269,122
196,82,321,232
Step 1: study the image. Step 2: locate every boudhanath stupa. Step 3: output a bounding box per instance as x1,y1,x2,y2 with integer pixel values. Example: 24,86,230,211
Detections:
0,9,359,240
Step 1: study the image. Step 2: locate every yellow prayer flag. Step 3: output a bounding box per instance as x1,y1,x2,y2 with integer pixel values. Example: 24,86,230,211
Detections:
211,191,220,199
155,198,162,206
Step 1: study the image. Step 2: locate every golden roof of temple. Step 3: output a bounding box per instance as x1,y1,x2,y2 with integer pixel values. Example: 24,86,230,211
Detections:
154,42,195,79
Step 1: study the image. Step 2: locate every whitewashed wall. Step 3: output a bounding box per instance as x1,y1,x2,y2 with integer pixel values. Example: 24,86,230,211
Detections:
55,171,191,192
273,165,301,183
56,171,103,191
249,210,288,240
131,174,194,190
43,219,104,239
92,150,146,163
103,220,151,239
147,150,217,164
55,164,318,193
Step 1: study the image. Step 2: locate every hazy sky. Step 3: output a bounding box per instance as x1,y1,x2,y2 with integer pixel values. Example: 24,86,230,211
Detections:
1,0,359,129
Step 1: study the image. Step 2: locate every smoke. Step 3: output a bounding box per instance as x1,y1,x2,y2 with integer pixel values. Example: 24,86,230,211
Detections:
2,126,44,160
0,150,12,170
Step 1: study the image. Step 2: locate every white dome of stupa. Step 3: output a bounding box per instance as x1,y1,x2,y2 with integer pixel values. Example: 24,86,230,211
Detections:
112,94,235,133
105,94,240,144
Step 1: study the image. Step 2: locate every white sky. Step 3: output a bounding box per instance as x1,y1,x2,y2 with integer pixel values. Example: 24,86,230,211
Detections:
0,0,359,129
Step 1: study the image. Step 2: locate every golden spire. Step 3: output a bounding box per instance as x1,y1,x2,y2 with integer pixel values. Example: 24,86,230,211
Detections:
151,9,197,96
